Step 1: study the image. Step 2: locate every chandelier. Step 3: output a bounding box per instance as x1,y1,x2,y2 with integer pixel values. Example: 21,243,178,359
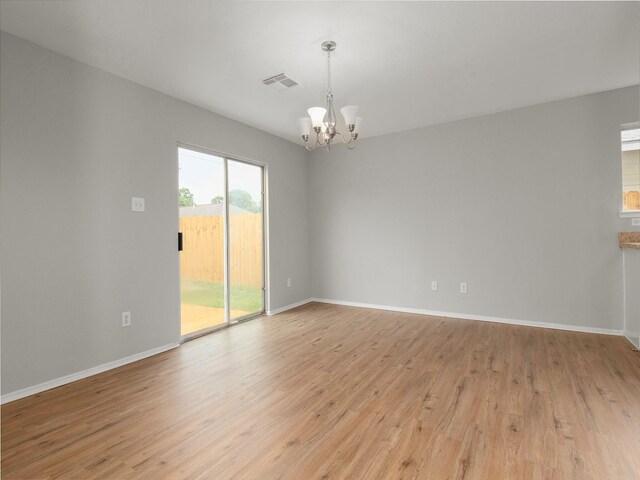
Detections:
297,41,362,151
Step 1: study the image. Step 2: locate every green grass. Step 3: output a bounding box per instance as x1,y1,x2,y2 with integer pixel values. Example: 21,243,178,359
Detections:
181,279,263,312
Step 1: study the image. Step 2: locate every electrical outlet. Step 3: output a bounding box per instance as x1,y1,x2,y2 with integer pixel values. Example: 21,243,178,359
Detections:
431,280,438,291
121,311,131,327
460,282,468,294
131,197,145,212
287,278,292,288
632,217,640,227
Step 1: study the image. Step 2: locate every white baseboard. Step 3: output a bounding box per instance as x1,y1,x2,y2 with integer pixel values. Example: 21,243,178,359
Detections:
624,331,640,348
267,298,313,315
1,343,179,405
311,298,623,336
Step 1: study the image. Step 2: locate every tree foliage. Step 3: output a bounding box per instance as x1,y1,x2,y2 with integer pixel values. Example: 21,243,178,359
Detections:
179,187,194,207
210,190,261,213
230,190,260,213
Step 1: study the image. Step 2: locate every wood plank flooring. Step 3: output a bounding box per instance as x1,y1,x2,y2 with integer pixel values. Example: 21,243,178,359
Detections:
2,302,640,479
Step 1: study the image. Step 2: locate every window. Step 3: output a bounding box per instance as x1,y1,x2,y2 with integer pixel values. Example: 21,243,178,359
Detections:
621,125,640,213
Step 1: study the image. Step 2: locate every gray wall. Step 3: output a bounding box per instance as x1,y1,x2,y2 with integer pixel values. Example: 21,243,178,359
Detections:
2,30,638,397
0,32,311,394
310,86,639,330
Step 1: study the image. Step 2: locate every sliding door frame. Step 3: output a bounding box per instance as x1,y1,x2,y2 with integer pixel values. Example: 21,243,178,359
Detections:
226,156,267,325
177,142,268,341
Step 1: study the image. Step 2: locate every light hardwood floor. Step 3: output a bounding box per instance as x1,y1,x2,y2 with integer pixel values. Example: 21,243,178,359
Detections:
2,302,640,479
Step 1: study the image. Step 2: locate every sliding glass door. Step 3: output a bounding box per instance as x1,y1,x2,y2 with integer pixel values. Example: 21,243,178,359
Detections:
178,148,226,336
178,146,265,339
228,159,264,321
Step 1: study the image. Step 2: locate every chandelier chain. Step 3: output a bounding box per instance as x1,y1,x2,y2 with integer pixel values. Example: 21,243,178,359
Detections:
326,49,332,95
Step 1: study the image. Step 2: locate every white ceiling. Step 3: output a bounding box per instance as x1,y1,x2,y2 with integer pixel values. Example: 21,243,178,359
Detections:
1,1,638,144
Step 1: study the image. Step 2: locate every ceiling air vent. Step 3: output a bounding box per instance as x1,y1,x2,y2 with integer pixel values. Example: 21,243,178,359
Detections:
262,73,301,92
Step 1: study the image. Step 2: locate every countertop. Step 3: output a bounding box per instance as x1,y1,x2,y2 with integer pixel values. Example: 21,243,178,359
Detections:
619,232,640,250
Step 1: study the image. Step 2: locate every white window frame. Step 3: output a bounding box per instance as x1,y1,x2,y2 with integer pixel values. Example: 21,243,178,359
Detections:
620,123,640,218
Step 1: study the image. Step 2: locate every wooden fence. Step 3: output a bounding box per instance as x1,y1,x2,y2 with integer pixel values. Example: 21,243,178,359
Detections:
179,214,263,287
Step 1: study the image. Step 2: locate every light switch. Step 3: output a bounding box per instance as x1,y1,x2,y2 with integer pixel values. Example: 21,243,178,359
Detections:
632,217,640,227
131,197,145,212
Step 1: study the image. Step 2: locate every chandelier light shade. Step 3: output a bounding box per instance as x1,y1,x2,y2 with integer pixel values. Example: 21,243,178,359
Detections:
354,116,363,134
307,107,327,129
298,41,362,151
340,105,359,126
297,117,312,138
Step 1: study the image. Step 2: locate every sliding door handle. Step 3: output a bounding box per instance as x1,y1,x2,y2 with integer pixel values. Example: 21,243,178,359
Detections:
178,232,183,252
